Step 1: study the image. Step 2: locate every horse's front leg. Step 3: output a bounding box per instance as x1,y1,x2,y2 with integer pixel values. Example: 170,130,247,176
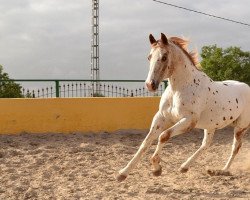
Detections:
116,111,172,182
151,116,197,175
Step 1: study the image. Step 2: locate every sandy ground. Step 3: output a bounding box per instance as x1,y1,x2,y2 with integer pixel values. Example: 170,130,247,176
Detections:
0,127,249,200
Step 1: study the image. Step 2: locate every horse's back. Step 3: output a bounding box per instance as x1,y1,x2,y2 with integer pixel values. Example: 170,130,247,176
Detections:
221,80,250,127
197,80,250,130
221,80,250,103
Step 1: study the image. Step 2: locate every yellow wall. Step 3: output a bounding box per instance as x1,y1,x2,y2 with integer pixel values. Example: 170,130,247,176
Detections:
0,98,160,134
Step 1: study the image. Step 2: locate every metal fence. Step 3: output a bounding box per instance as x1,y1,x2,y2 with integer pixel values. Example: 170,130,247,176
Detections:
1,79,249,98
10,79,168,98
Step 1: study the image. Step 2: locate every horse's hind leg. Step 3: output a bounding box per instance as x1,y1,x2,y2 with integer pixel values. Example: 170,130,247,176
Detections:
222,126,248,171
179,129,214,172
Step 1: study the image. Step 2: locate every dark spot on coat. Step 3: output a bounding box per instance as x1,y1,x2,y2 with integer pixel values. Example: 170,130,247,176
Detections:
185,120,197,132
213,92,215,95
156,125,160,130
160,131,171,143
230,116,233,120
193,92,195,96
182,103,185,106
210,109,213,112
223,117,226,121
208,87,211,91
216,123,219,126
216,90,218,93
230,109,232,111
236,98,238,104
193,79,196,84
210,119,213,122
236,128,247,140
215,101,217,104
228,101,231,103
151,154,160,164
223,83,228,86
210,79,213,82
235,143,242,154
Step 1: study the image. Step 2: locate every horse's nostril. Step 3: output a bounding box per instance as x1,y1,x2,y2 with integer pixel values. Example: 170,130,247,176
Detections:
146,80,158,91
151,80,156,90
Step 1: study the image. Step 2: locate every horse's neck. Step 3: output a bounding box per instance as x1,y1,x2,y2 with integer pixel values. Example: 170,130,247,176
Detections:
168,62,201,90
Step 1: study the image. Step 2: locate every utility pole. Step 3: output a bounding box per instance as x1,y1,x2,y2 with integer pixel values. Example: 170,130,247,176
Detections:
91,0,100,96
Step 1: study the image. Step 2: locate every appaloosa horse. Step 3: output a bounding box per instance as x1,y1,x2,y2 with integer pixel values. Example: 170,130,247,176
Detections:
116,33,250,181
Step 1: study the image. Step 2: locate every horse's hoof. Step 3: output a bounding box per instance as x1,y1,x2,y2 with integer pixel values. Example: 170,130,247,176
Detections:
116,173,127,182
152,166,162,176
207,169,232,176
207,169,215,176
179,167,189,173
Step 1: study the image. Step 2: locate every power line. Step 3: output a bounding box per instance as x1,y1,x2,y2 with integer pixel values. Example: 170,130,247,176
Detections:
152,0,250,27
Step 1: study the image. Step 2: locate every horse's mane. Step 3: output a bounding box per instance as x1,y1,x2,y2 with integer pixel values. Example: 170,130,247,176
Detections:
169,37,201,69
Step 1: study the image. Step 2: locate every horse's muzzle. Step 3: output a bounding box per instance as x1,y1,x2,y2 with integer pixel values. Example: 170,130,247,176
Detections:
146,80,158,92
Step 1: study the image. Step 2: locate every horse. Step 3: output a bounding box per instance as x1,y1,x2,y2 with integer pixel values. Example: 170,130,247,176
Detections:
116,33,250,181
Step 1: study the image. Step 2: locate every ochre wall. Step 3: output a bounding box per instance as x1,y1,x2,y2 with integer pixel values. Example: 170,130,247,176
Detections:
0,98,160,134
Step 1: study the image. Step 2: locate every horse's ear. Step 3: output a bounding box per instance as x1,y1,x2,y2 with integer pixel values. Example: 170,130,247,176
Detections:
149,34,156,45
161,33,168,45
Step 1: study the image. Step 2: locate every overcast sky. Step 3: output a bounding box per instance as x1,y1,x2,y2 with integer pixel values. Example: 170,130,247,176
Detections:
0,0,249,80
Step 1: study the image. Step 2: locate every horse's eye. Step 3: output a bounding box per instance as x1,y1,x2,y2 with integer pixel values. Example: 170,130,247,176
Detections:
162,56,167,62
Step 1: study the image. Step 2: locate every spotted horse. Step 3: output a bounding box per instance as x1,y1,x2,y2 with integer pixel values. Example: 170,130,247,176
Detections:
116,33,250,181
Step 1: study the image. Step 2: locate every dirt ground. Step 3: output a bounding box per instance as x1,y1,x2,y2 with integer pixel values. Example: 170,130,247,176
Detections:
0,127,249,200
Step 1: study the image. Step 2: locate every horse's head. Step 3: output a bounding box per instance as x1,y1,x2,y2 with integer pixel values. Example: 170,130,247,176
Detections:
145,33,174,92
145,33,200,91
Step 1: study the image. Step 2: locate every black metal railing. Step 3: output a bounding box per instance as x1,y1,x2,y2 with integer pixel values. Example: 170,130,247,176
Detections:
2,79,168,98
2,79,248,98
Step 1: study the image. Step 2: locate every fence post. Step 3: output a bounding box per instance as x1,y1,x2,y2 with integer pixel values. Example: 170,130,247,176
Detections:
55,80,60,97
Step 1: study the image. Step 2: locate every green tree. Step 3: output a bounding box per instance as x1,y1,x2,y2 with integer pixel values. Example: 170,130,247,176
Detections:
0,65,23,98
201,45,250,83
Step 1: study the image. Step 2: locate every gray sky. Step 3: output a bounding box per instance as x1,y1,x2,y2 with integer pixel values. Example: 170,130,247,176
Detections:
0,0,249,80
